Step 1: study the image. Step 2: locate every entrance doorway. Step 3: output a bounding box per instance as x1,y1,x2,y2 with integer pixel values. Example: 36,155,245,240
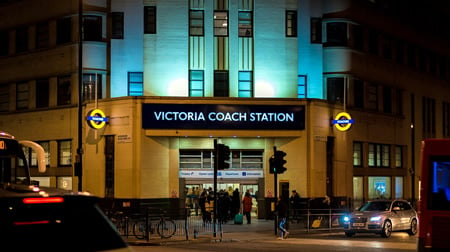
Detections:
184,182,259,218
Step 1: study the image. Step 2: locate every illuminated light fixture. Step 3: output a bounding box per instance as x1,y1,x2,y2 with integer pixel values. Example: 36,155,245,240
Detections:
254,81,275,97
14,220,50,225
22,197,64,204
167,78,188,96
332,112,354,132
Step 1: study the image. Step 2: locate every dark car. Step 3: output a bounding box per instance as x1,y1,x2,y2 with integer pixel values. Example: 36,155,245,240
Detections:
0,183,133,251
343,199,418,238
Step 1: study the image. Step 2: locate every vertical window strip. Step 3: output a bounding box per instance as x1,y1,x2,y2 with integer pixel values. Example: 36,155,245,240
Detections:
0,30,8,56
238,71,253,97
214,11,228,36
57,75,71,106
0,84,9,112
297,75,307,98
190,10,204,36
238,11,252,37
353,142,362,166
111,12,124,39
128,72,143,96
310,18,322,43
286,11,297,37
395,146,402,168
16,82,29,110
58,140,72,166
144,6,156,34
189,70,204,97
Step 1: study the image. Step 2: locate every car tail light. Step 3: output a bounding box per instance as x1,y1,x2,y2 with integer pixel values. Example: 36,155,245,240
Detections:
13,220,50,226
22,197,64,204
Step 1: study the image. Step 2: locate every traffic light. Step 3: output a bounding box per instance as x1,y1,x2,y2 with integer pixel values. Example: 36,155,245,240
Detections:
217,143,231,170
269,150,287,174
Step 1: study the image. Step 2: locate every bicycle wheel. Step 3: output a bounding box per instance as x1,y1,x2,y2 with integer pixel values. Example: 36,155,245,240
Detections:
132,220,147,239
157,218,176,238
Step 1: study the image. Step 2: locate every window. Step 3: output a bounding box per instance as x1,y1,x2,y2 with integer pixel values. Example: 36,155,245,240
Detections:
189,70,204,97
325,22,347,46
179,149,263,169
367,82,378,111
297,75,307,98
407,44,416,68
15,26,28,53
190,10,204,36
36,78,49,108
0,84,9,112
395,146,403,168
238,11,252,37
57,75,71,106
16,82,28,110
443,102,450,138
238,71,253,98
382,86,392,113
368,143,390,167
179,150,213,169
286,11,297,37
214,71,229,97
58,140,72,166
368,29,378,55
214,11,228,36
83,73,102,101
381,35,392,59
418,48,427,72
310,18,322,43
353,142,362,166
36,22,49,49
57,17,71,44
111,12,124,39
327,77,344,103
31,141,50,167
0,30,8,56
395,177,404,199
144,6,156,34
354,79,364,108
83,15,102,41
368,176,391,199
396,41,404,64
422,97,436,138
352,24,363,50
128,72,143,96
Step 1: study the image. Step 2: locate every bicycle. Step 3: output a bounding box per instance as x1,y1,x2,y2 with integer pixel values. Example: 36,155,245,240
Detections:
132,210,177,239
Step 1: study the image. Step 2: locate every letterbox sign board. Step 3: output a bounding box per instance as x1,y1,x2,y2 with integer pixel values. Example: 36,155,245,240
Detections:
142,104,305,130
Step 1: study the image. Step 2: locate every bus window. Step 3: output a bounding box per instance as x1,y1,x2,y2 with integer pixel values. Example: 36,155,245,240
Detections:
429,158,450,211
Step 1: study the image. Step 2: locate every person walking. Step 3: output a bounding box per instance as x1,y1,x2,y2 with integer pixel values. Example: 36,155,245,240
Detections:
231,188,241,219
242,191,253,224
289,190,301,223
276,195,289,239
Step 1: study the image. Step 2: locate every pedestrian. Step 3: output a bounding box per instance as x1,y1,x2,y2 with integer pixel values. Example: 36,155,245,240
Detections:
289,190,301,222
231,188,241,218
199,190,211,224
276,196,289,239
242,191,253,224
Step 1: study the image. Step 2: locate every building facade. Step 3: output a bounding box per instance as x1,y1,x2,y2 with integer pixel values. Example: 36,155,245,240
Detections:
1,0,450,216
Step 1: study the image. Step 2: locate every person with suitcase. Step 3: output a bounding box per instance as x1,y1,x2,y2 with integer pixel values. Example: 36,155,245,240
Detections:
242,191,253,224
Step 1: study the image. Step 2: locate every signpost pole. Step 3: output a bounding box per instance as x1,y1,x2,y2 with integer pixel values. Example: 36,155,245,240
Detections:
273,146,278,235
213,139,218,238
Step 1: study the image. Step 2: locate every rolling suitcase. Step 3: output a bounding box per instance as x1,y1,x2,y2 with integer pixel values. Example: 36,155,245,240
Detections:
234,213,243,224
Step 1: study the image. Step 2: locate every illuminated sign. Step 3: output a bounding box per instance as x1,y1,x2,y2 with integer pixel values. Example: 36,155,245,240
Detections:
179,170,264,179
142,104,305,130
86,109,109,129
332,112,354,131
0,140,4,150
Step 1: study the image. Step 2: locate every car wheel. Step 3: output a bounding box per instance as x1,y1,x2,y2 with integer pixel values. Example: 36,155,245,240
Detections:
345,231,354,237
381,220,392,238
407,218,418,236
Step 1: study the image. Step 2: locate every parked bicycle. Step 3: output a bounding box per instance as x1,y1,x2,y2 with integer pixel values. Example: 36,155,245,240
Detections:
132,209,177,239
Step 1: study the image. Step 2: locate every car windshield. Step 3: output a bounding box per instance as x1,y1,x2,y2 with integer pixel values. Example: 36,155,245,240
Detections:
359,201,391,211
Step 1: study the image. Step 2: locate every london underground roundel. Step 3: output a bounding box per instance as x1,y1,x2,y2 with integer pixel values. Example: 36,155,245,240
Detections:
86,109,109,129
332,112,354,132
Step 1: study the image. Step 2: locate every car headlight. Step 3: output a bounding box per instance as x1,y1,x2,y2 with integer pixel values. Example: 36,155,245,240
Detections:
343,216,350,222
370,216,382,222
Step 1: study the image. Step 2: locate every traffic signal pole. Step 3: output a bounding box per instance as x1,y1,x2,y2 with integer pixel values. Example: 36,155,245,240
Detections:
273,146,278,235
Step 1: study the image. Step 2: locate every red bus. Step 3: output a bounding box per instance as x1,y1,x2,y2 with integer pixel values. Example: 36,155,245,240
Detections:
418,139,450,252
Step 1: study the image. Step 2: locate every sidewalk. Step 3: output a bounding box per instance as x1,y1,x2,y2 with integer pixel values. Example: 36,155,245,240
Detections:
128,218,343,246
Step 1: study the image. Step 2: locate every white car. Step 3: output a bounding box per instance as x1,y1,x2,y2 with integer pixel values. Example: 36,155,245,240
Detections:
343,199,418,238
